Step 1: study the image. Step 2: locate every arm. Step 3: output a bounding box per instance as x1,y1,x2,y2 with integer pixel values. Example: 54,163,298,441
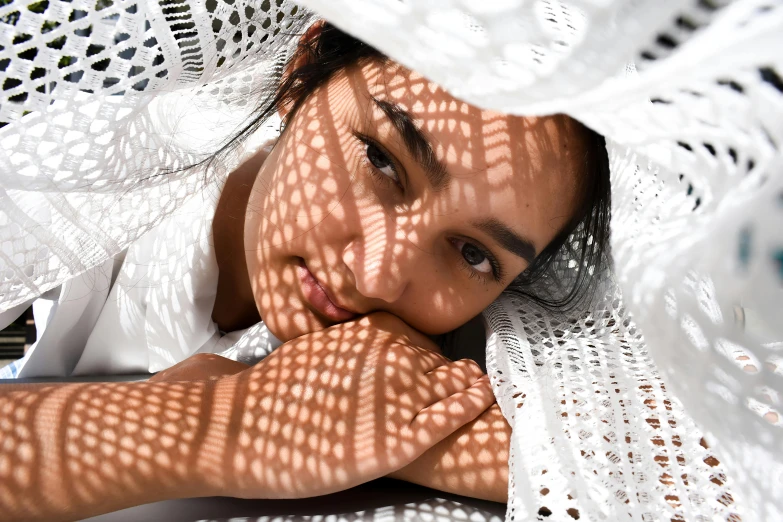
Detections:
0,379,216,521
0,313,493,522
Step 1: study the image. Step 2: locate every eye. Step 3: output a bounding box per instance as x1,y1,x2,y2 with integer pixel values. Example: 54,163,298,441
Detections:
365,141,400,184
453,239,493,274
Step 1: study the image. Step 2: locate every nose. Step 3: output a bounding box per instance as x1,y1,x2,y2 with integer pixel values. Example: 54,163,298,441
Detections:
342,223,411,304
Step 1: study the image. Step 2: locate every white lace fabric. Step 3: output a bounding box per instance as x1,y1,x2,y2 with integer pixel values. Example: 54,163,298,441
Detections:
1,0,781,520
0,0,306,308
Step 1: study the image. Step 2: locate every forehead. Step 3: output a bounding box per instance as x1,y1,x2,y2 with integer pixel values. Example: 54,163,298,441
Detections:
336,60,583,243
353,60,581,181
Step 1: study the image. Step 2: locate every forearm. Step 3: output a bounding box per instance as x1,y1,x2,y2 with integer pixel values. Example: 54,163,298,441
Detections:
0,380,219,522
389,403,510,503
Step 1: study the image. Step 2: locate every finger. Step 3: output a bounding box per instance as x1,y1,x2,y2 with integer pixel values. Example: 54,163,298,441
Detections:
414,358,485,408
408,343,450,372
410,375,495,445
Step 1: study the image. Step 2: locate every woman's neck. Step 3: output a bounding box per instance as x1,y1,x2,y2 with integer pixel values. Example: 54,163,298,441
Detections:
211,148,268,332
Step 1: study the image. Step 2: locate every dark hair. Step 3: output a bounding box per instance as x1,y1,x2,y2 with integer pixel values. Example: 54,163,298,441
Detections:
208,21,611,313
508,121,611,312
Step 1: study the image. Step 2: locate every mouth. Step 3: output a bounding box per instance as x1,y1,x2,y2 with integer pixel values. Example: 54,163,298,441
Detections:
295,258,358,322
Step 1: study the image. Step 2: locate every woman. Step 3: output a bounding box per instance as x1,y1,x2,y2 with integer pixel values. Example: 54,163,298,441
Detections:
0,22,610,521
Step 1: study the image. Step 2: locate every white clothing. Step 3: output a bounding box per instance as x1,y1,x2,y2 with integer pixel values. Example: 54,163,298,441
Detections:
5,181,282,378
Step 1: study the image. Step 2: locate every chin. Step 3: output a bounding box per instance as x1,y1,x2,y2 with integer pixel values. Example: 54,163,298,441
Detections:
407,317,469,337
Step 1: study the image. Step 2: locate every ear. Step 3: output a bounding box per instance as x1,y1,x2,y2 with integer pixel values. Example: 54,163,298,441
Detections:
278,20,325,121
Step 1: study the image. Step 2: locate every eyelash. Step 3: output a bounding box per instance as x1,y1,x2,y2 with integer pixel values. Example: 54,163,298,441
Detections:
452,238,504,283
353,131,504,283
354,132,405,191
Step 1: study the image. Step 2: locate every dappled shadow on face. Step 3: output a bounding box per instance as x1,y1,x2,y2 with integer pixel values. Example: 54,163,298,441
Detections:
244,59,587,342
0,314,496,520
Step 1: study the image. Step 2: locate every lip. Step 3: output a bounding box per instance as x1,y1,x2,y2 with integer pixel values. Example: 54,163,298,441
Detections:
296,259,358,322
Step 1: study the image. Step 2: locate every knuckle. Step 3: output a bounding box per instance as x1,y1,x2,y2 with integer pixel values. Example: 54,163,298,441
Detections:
459,358,484,377
407,332,439,354
384,340,417,362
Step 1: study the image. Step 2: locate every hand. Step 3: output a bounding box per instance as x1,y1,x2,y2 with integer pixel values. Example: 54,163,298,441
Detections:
149,318,504,501
198,312,495,499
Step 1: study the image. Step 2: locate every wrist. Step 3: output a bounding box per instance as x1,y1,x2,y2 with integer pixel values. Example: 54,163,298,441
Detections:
193,376,245,497
34,384,88,517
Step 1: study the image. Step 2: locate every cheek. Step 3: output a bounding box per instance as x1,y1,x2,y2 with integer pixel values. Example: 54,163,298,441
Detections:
255,135,360,247
399,277,502,335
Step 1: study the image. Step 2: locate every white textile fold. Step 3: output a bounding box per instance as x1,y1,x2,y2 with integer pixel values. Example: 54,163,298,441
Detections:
1,0,781,519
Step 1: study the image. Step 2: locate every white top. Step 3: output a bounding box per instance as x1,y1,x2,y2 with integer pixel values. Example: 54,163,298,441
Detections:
3,182,281,378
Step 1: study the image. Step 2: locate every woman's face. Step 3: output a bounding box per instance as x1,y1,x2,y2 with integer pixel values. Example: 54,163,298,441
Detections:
245,60,585,342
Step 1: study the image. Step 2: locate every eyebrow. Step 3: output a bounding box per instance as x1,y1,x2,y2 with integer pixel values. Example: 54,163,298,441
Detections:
472,218,537,263
371,97,450,191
